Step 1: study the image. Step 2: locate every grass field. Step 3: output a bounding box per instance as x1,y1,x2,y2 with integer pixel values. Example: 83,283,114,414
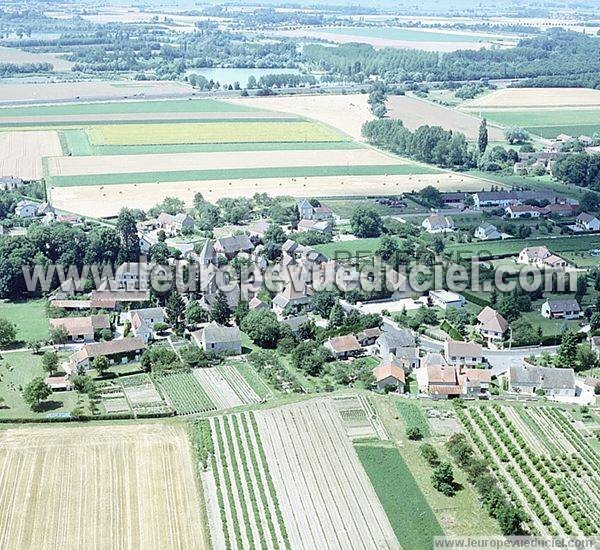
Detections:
0,424,208,549
356,442,443,549
50,164,435,187
87,121,347,146
0,98,257,118
472,109,600,139
60,128,363,156
0,300,49,343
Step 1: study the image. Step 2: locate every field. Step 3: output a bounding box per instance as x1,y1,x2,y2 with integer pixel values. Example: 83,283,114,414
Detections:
155,371,216,415
387,95,505,141
356,443,443,548
0,130,61,180
275,27,513,52
0,424,208,549
252,399,399,549
458,404,599,537
0,299,49,343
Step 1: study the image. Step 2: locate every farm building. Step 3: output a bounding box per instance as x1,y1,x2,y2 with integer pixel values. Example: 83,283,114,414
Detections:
66,337,146,374
444,340,483,367
429,290,465,310
49,314,111,343
372,360,405,392
324,334,362,359
192,321,242,355
476,306,509,343
422,214,454,234
541,299,581,319
508,365,576,397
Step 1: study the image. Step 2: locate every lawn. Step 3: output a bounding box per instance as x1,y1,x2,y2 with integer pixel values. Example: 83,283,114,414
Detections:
0,350,84,418
474,109,600,139
61,128,363,156
87,121,347,146
0,299,49,343
0,98,259,118
314,237,385,259
50,164,434,188
355,442,443,549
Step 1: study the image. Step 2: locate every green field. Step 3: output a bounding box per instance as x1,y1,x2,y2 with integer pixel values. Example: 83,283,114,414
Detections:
475,109,600,139
0,98,258,118
87,121,347,146
323,26,495,43
447,234,600,260
50,164,435,188
60,128,362,156
0,350,84,418
356,443,443,549
0,300,49,343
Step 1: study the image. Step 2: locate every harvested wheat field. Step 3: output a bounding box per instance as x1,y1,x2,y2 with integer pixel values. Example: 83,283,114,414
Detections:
0,424,207,550
47,148,403,177
225,94,374,140
463,87,600,110
387,95,504,140
51,171,484,217
0,130,62,180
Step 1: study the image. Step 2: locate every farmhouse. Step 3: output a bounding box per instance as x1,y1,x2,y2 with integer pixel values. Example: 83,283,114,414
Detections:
508,364,576,397
66,337,146,374
541,299,581,319
297,219,331,234
476,306,509,343
576,212,600,232
505,204,543,219
192,321,242,355
429,290,465,310
324,334,362,359
157,212,194,235
0,176,23,190
444,340,483,367
297,199,334,221
422,214,454,234
374,327,415,358
14,200,37,218
214,235,254,259
474,223,502,241
49,314,111,343
372,360,405,392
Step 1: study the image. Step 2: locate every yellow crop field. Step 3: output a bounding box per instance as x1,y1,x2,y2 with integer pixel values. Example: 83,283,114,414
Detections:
87,121,346,145
0,424,208,550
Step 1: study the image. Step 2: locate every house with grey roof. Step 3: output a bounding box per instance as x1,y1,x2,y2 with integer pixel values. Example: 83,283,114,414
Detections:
192,321,242,355
375,327,415,358
214,235,254,259
541,299,581,320
508,364,576,397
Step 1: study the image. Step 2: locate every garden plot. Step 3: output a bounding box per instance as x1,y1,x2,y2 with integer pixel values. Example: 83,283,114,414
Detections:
120,373,171,415
192,368,244,410
208,412,288,550
0,424,207,549
330,394,388,440
254,399,399,550
155,371,216,415
0,130,61,180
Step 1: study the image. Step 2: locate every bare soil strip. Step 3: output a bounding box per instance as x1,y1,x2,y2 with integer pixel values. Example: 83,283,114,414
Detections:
0,424,207,550
387,95,505,140
47,148,403,177
0,130,62,180
51,171,484,218
254,399,399,550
